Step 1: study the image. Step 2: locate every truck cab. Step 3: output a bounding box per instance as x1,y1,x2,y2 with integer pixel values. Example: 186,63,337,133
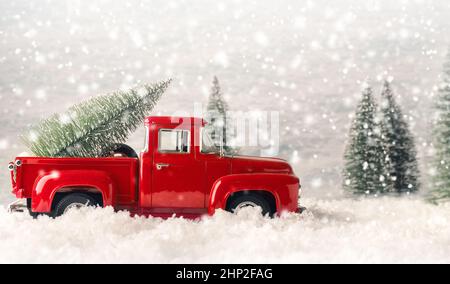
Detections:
8,116,301,218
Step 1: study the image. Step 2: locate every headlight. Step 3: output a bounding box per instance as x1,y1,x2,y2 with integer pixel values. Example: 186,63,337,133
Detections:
15,160,22,167
8,163,14,171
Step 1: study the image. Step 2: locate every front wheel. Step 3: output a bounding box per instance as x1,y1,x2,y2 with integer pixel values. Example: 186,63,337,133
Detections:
53,193,99,217
226,194,272,216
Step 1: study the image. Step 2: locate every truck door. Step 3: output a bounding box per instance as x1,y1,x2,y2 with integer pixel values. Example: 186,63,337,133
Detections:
151,127,205,211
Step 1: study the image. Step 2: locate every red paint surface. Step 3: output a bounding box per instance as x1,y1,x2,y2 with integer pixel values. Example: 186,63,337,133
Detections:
9,116,301,218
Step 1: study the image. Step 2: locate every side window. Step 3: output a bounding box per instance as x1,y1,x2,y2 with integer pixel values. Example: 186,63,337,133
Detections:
158,129,190,153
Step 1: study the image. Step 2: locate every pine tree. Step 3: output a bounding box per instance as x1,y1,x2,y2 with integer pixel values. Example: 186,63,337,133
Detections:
22,79,171,158
379,81,420,194
343,85,387,195
205,76,230,148
429,51,450,204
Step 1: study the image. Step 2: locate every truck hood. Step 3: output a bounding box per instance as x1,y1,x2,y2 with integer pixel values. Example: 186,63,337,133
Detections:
230,155,293,175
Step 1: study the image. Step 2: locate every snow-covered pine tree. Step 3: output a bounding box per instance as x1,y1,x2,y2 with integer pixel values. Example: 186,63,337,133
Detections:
205,76,231,148
429,51,450,204
379,81,420,194
343,85,387,195
22,79,171,158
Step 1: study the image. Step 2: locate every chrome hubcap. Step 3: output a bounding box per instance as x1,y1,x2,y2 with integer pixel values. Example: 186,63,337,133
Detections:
234,201,259,213
63,202,87,214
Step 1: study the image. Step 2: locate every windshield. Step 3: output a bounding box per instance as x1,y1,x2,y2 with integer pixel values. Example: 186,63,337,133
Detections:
201,127,220,154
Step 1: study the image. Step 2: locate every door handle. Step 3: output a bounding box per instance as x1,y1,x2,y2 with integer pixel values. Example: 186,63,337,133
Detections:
156,163,170,170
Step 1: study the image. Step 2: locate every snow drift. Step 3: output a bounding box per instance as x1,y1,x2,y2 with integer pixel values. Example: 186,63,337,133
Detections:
0,197,449,264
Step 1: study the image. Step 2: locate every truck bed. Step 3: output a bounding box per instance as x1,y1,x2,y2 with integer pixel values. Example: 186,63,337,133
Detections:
14,157,139,208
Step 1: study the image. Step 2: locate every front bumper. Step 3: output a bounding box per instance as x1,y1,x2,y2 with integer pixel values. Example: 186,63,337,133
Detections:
8,199,27,213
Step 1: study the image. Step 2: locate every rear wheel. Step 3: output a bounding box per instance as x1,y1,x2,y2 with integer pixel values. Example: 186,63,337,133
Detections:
53,193,99,217
227,194,272,216
27,198,39,218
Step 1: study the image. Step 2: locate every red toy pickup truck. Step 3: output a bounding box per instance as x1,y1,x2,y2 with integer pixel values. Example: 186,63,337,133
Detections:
7,116,301,218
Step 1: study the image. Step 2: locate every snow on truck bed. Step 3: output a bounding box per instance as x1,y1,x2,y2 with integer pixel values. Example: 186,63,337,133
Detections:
0,197,449,264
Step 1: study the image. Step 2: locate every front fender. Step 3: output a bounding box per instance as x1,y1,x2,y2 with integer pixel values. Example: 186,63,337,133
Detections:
208,173,300,215
31,170,114,213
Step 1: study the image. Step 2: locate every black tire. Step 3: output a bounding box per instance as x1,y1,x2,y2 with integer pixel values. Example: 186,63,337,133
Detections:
53,193,99,217
102,143,138,158
227,194,272,216
26,198,40,218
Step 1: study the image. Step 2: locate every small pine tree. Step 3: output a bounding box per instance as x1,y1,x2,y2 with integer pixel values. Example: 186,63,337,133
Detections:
343,85,387,195
429,51,450,204
205,76,231,149
22,79,171,157
379,81,420,194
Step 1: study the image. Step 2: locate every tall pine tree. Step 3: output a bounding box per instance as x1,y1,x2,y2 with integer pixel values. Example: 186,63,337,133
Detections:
23,79,171,158
205,76,230,146
343,85,387,195
379,81,420,194
429,51,450,204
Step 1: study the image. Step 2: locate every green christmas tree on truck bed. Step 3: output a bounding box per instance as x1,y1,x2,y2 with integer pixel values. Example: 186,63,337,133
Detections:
23,79,171,158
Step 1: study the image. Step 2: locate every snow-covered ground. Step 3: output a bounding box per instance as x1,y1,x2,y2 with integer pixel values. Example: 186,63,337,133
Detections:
1,197,448,264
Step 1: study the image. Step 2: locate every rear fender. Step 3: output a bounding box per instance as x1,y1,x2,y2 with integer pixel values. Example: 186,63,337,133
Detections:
208,173,299,215
31,170,114,213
